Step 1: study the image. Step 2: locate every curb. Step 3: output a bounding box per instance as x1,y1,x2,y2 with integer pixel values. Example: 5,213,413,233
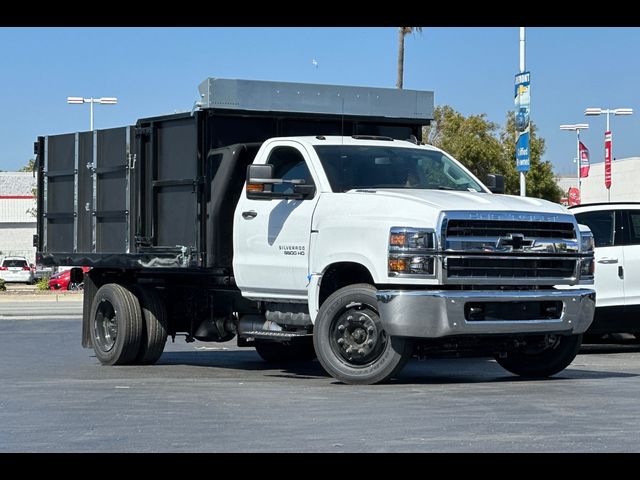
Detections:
0,292,84,302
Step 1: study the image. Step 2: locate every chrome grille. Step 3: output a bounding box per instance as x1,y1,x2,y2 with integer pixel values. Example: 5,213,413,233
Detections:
446,257,577,279
446,219,576,239
439,212,581,284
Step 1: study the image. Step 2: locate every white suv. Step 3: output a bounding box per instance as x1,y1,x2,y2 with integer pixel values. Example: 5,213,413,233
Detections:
570,203,640,337
0,256,35,284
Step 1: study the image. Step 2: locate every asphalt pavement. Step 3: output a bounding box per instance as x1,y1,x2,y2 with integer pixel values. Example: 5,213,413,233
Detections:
1,301,640,452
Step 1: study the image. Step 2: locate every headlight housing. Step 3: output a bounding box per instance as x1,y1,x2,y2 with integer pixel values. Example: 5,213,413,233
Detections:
388,227,437,277
579,228,595,280
580,230,594,253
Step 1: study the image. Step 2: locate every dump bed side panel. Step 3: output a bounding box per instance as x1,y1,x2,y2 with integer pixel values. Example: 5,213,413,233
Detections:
135,114,202,267
37,126,137,265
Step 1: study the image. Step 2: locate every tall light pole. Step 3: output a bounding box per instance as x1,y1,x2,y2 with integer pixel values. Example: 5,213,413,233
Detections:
560,123,589,203
67,97,118,131
519,26,526,197
584,107,633,202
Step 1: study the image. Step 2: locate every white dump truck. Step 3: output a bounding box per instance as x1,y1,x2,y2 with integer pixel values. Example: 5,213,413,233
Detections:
35,78,595,384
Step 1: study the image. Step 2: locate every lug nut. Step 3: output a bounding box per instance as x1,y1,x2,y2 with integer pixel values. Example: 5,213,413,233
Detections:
337,338,345,345
357,348,365,355
367,340,374,347
367,326,374,334
346,347,353,354
359,316,366,322
347,315,353,321
337,325,346,332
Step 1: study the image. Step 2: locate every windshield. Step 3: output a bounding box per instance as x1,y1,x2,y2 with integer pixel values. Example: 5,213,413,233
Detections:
314,145,485,193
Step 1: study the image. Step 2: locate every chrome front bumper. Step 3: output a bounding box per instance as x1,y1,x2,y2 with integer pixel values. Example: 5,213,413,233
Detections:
376,288,595,339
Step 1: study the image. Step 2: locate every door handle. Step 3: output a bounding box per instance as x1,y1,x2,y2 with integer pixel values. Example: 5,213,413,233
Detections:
242,210,257,219
619,266,624,279
597,257,618,264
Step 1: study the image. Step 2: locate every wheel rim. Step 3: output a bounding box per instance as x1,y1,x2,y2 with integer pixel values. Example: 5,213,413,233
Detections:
329,302,388,368
94,298,118,353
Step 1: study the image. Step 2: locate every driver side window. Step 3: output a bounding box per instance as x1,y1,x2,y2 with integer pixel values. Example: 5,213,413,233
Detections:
267,146,315,195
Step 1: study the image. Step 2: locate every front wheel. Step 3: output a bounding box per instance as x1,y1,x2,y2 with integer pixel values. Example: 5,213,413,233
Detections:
313,284,413,385
495,334,583,377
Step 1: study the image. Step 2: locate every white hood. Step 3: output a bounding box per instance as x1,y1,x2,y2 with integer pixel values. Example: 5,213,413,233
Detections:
361,189,570,215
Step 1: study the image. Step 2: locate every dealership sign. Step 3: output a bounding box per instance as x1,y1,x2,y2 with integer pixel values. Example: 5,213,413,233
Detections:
514,71,531,172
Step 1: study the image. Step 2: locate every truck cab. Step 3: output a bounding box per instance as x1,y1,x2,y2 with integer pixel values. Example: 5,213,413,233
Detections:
233,135,596,384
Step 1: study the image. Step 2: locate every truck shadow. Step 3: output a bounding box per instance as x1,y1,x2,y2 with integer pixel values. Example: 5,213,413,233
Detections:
393,358,638,385
157,351,637,385
158,350,328,379
579,343,640,355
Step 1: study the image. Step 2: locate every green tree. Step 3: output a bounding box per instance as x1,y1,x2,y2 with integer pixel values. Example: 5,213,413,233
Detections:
424,105,564,203
499,111,563,203
19,158,35,172
423,105,507,184
397,27,422,89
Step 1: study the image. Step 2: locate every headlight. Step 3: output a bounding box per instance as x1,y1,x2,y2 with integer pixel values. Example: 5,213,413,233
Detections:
580,258,595,278
388,227,437,276
579,229,595,281
580,231,594,253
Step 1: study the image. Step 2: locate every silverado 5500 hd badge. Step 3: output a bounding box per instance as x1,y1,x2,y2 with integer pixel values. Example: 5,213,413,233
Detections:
279,245,306,256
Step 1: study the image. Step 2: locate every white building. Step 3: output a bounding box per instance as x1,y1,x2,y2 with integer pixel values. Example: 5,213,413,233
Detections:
556,156,640,204
0,172,37,265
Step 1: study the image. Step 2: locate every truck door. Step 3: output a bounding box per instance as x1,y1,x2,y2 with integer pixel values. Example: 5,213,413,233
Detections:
621,210,640,308
233,141,320,300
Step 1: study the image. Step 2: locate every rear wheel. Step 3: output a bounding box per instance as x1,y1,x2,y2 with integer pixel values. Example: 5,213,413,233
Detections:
495,334,583,377
313,284,413,385
90,283,143,365
133,286,168,365
254,339,316,363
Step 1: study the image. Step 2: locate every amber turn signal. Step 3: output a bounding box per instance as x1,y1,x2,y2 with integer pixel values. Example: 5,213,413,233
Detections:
246,183,264,192
388,258,407,271
389,234,406,246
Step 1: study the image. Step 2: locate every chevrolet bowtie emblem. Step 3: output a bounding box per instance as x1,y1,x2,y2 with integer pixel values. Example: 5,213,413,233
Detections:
496,233,533,251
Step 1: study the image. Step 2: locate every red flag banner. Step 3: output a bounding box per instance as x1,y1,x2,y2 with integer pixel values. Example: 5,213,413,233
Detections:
605,131,612,189
579,141,590,178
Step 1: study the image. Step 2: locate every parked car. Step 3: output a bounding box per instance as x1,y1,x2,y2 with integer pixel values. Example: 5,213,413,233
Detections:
0,256,35,284
48,267,90,290
570,202,640,338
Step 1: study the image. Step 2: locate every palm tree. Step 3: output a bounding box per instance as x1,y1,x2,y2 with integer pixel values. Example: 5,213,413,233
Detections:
397,27,422,89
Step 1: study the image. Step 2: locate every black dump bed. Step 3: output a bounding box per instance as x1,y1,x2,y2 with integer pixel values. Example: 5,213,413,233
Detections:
35,78,433,273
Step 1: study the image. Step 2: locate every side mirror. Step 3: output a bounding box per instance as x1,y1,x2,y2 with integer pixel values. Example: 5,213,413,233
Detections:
246,164,314,200
246,164,274,200
486,174,505,194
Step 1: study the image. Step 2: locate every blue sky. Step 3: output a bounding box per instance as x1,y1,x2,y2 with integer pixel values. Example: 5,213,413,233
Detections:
0,27,638,176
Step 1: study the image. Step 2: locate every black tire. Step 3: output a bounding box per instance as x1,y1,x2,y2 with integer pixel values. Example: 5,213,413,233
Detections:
89,283,143,366
254,339,316,363
313,283,413,385
133,286,168,365
495,334,583,378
